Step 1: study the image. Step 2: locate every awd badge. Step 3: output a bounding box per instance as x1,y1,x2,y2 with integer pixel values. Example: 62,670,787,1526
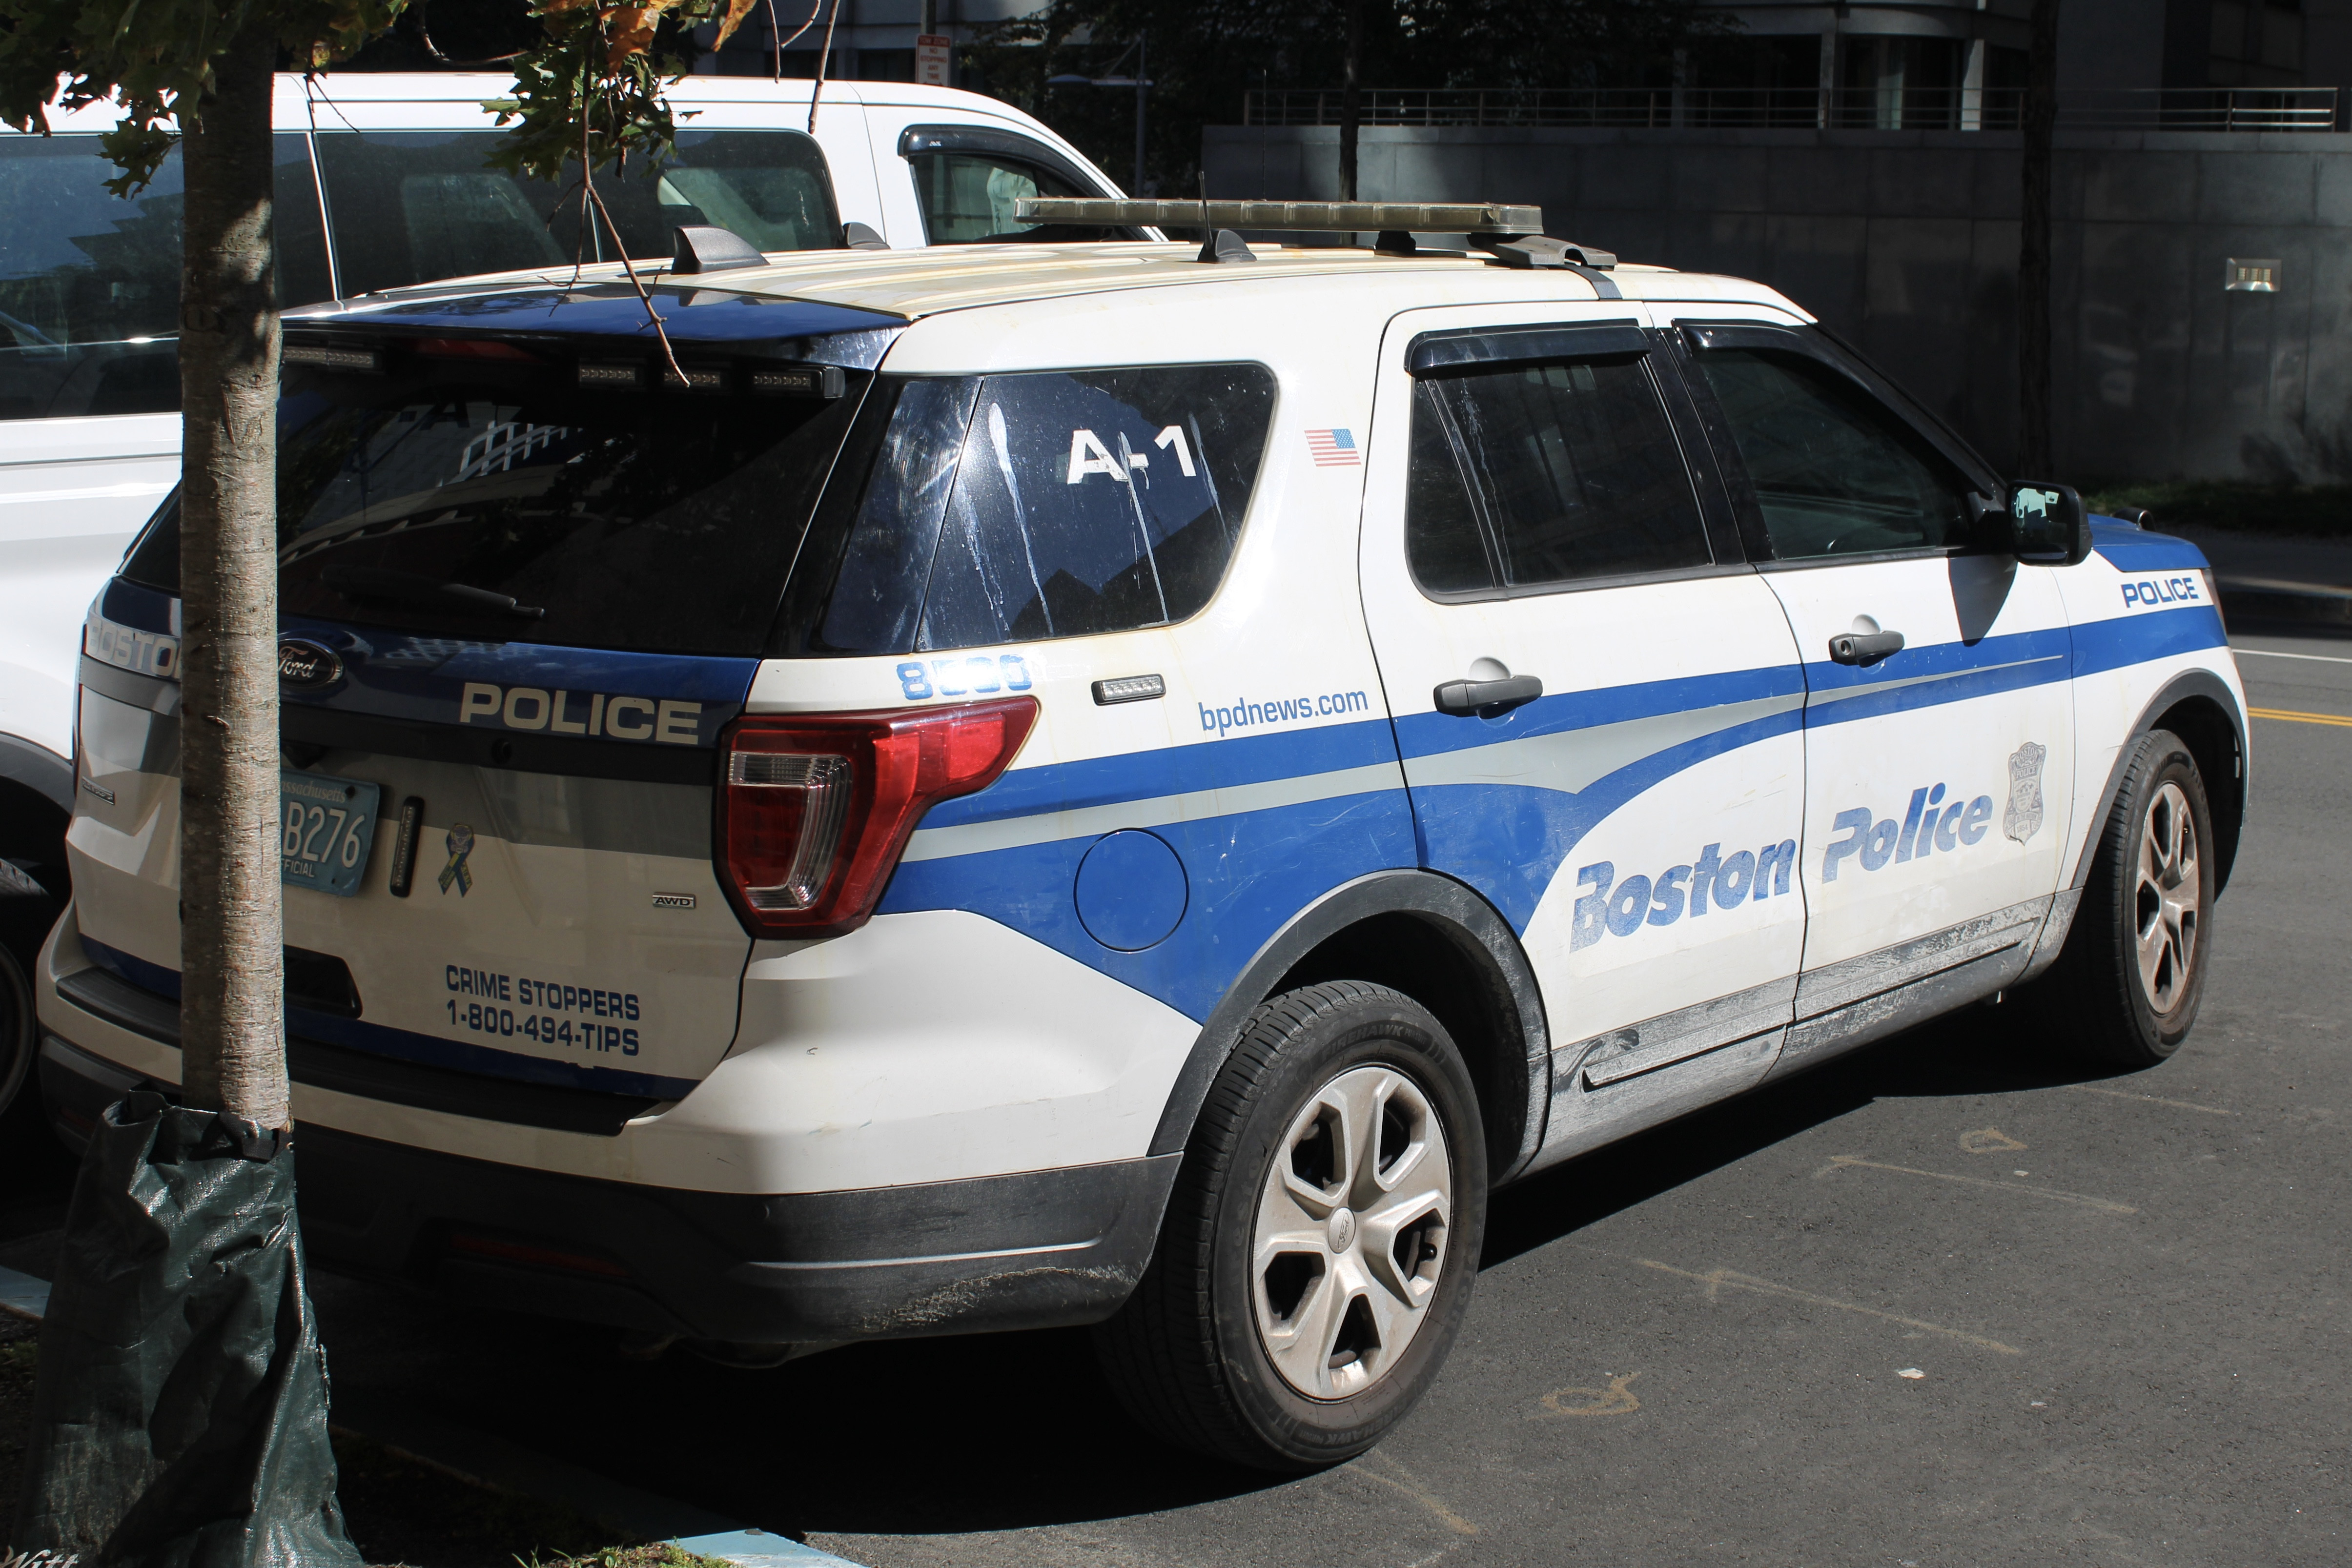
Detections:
278,639,342,691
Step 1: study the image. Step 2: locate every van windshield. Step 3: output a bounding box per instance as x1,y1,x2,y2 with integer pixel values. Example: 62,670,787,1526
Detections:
123,364,870,657
312,130,841,297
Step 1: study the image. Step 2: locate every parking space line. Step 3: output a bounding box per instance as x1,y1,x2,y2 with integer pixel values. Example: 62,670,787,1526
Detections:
1637,1259,2024,1355
1819,1155,2139,1214
2249,707,2352,727
2061,1082,2234,1116
2233,647,2352,665
1354,1450,1480,1536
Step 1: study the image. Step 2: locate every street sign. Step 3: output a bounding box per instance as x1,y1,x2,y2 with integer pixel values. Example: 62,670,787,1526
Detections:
916,34,950,86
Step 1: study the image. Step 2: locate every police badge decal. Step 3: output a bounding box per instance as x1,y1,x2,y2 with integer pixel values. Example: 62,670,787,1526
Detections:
2004,742,2047,844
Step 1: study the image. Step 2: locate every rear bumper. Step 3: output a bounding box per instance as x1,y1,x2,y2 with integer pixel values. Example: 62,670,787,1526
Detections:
38,1030,1177,1345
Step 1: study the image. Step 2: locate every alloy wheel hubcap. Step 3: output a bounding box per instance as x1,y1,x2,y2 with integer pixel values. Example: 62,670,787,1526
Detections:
2134,780,2200,1014
1252,1064,1453,1400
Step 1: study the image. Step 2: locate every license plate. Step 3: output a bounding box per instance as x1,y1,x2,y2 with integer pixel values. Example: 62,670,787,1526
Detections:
280,769,381,897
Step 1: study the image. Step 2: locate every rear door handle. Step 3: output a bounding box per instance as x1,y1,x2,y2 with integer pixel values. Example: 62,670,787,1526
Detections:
1434,673,1543,715
1827,630,1905,666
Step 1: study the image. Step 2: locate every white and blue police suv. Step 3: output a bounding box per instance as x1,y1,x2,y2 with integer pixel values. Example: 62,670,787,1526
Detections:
37,202,2246,1470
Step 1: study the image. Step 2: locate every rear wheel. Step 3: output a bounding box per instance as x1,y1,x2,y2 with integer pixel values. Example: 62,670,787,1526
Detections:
2041,729,2214,1067
1093,982,1486,1472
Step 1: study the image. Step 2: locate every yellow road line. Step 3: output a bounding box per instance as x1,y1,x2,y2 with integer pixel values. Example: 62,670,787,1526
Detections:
2250,707,2352,727
1637,1259,2024,1355
1821,1154,2139,1215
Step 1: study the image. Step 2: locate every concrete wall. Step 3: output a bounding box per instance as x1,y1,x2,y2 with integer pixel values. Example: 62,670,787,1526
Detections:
1207,124,2352,482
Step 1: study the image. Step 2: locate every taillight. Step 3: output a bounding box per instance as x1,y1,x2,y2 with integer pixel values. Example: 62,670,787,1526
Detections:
716,696,1039,938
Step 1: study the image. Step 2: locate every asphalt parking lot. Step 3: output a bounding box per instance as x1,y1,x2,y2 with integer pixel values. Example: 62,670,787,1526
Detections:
6,626,2348,1568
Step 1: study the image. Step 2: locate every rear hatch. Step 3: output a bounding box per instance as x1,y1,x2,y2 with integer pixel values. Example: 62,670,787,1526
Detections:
72,287,900,1110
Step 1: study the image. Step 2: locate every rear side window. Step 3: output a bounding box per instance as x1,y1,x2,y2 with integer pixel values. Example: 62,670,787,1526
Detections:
788,365,1275,655
1692,348,1971,559
314,130,839,298
1407,354,1710,595
0,135,328,420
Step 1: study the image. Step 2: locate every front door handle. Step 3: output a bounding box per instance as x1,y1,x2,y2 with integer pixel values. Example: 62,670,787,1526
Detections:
1827,629,1905,666
1434,673,1543,715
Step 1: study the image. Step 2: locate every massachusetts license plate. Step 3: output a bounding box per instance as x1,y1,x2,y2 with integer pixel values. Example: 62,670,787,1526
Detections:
280,769,381,897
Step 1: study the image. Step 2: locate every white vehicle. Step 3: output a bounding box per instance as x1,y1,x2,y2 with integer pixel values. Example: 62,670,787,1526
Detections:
34,202,2246,1469
0,72,1132,1091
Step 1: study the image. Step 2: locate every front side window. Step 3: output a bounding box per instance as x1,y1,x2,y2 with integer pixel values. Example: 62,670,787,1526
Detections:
314,129,839,298
0,134,327,420
908,153,1084,244
1406,353,1711,595
1692,348,1971,559
790,364,1276,654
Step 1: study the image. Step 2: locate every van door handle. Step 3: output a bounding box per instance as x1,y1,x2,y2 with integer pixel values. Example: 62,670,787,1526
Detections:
1434,673,1543,715
1827,629,1905,666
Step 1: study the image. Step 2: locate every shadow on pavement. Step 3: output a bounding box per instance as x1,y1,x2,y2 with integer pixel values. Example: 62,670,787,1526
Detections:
307,998,2149,1542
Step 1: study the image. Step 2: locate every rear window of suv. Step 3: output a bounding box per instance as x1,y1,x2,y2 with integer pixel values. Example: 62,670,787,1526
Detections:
123,359,870,658
782,364,1276,656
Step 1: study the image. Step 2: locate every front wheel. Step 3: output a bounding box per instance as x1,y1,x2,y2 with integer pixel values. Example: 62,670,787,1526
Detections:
1092,982,1487,1472
2041,728,2215,1067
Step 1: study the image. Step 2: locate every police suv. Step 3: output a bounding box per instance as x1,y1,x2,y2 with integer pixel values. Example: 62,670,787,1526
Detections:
37,201,2246,1471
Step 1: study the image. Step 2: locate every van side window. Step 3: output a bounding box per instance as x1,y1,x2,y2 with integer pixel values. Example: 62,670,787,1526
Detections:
0,135,328,420
907,152,1087,244
1691,348,1971,559
314,130,839,298
918,366,1275,649
1406,356,1711,594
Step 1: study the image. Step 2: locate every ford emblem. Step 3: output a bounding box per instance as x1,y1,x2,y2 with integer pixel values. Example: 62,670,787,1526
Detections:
278,639,343,691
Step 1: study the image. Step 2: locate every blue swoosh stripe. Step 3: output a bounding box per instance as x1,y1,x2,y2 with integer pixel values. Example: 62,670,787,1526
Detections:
77,937,701,1101
1393,663,1804,762
101,578,177,636
2070,602,2229,677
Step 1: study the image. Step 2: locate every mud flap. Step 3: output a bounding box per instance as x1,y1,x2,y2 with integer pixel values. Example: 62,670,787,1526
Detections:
9,1092,361,1568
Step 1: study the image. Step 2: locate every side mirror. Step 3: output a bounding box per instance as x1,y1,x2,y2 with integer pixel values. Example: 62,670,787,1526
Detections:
2004,480,2091,566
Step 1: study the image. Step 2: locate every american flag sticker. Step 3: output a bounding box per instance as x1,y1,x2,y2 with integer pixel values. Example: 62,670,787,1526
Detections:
1304,428,1361,467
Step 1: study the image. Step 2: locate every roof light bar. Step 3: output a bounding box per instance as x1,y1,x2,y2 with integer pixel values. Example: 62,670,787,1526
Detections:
1015,198,1545,234
284,343,383,374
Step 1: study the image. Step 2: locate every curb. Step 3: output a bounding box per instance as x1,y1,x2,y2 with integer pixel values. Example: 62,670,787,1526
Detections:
0,1265,861,1568
2219,576,2352,626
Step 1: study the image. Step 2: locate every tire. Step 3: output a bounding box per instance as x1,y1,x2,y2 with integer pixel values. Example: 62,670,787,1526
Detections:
0,939,31,1119
2040,729,2215,1067
1092,982,1487,1472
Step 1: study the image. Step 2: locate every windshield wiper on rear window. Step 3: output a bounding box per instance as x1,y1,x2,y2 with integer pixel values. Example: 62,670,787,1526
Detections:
320,564,547,620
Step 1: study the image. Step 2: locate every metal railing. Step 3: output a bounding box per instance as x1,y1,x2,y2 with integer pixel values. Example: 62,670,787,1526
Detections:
1242,85,2343,134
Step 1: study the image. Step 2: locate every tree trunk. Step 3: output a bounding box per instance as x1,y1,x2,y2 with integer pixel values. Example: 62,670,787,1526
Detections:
176,29,287,1130
1339,0,1362,201
2017,0,2060,475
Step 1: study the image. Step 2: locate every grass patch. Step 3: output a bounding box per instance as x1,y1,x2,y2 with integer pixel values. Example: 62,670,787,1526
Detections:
517,1546,737,1568
2084,480,2352,537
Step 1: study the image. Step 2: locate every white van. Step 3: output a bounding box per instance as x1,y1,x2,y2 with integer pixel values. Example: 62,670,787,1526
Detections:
0,72,1130,1106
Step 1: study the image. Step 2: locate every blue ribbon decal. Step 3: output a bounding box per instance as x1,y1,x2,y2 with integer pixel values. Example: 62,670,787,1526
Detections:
438,823,474,896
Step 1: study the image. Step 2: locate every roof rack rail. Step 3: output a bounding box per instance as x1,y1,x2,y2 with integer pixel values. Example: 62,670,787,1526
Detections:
1011,198,1614,270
